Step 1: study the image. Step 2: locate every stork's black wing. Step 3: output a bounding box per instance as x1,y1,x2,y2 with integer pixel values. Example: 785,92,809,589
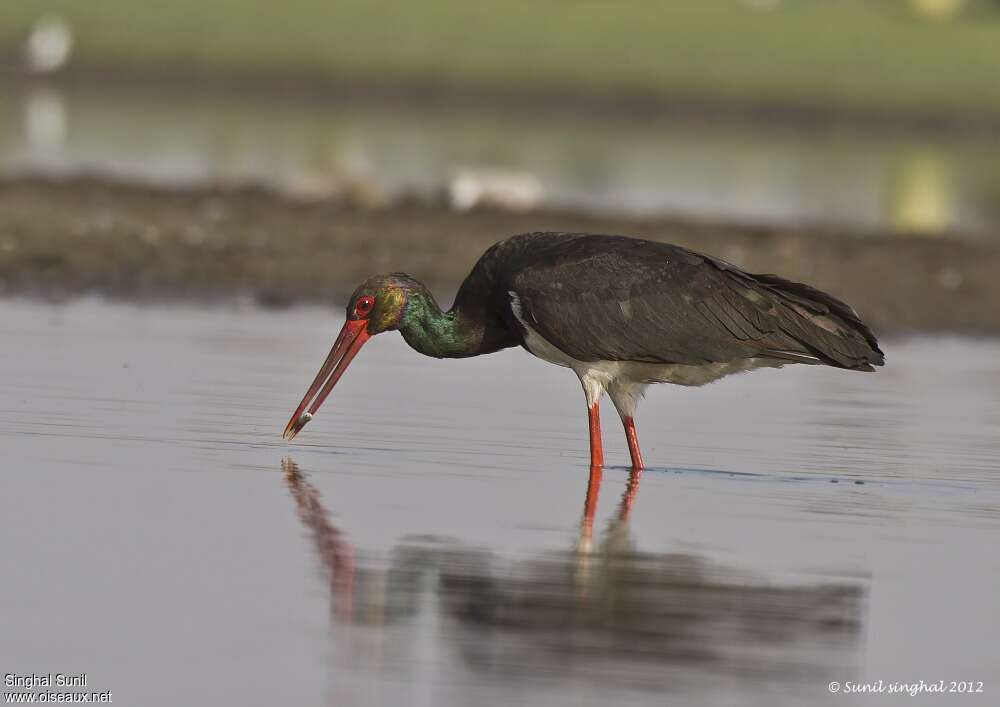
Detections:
487,233,883,370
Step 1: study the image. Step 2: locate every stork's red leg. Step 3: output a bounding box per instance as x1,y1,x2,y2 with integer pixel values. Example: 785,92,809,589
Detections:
588,402,604,468
622,416,644,470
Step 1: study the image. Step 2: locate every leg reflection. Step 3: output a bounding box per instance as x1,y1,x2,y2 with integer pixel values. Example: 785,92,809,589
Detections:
579,465,603,553
618,467,642,522
576,465,644,594
579,465,644,544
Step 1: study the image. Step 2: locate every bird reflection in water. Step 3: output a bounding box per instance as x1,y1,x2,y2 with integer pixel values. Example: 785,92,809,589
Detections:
282,459,864,690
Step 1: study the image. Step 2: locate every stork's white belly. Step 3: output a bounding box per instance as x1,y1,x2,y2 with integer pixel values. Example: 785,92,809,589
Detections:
516,315,776,385
509,291,781,415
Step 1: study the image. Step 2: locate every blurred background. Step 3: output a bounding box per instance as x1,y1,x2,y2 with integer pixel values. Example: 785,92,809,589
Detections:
2,3,999,707
2,0,999,326
4,0,1000,233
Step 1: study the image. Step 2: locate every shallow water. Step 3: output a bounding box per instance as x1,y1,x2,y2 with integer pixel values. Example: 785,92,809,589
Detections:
1,299,998,706
3,81,1000,236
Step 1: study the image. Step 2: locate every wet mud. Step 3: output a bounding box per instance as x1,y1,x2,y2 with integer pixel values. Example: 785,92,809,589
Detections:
2,176,998,333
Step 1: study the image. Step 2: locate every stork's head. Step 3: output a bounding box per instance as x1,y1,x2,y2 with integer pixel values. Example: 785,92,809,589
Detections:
281,273,420,440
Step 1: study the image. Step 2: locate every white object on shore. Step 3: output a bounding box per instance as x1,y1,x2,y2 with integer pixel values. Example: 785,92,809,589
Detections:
449,168,542,212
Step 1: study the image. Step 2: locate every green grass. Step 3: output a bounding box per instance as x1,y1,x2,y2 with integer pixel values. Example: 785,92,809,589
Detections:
2,0,1000,114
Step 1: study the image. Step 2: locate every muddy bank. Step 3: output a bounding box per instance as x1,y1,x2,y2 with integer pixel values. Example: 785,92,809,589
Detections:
1,177,997,333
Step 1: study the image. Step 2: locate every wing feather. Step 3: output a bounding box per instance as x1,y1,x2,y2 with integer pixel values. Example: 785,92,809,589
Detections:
497,233,883,370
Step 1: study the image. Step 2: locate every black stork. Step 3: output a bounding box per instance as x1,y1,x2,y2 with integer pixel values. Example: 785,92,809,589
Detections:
283,232,884,469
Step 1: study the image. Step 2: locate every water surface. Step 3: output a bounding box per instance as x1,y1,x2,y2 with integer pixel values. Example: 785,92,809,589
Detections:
1,299,998,705
3,81,1000,236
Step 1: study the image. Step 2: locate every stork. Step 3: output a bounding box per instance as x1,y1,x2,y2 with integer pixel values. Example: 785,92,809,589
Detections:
283,232,884,469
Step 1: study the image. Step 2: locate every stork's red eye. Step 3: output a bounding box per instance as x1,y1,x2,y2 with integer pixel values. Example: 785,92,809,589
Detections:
354,295,375,317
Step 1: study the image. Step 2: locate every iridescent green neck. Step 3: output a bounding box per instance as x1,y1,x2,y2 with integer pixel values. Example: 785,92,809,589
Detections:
397,286,513,359
398,290,479,358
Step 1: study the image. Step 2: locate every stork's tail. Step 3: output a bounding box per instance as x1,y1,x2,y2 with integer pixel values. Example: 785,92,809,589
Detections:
753,274,885,371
